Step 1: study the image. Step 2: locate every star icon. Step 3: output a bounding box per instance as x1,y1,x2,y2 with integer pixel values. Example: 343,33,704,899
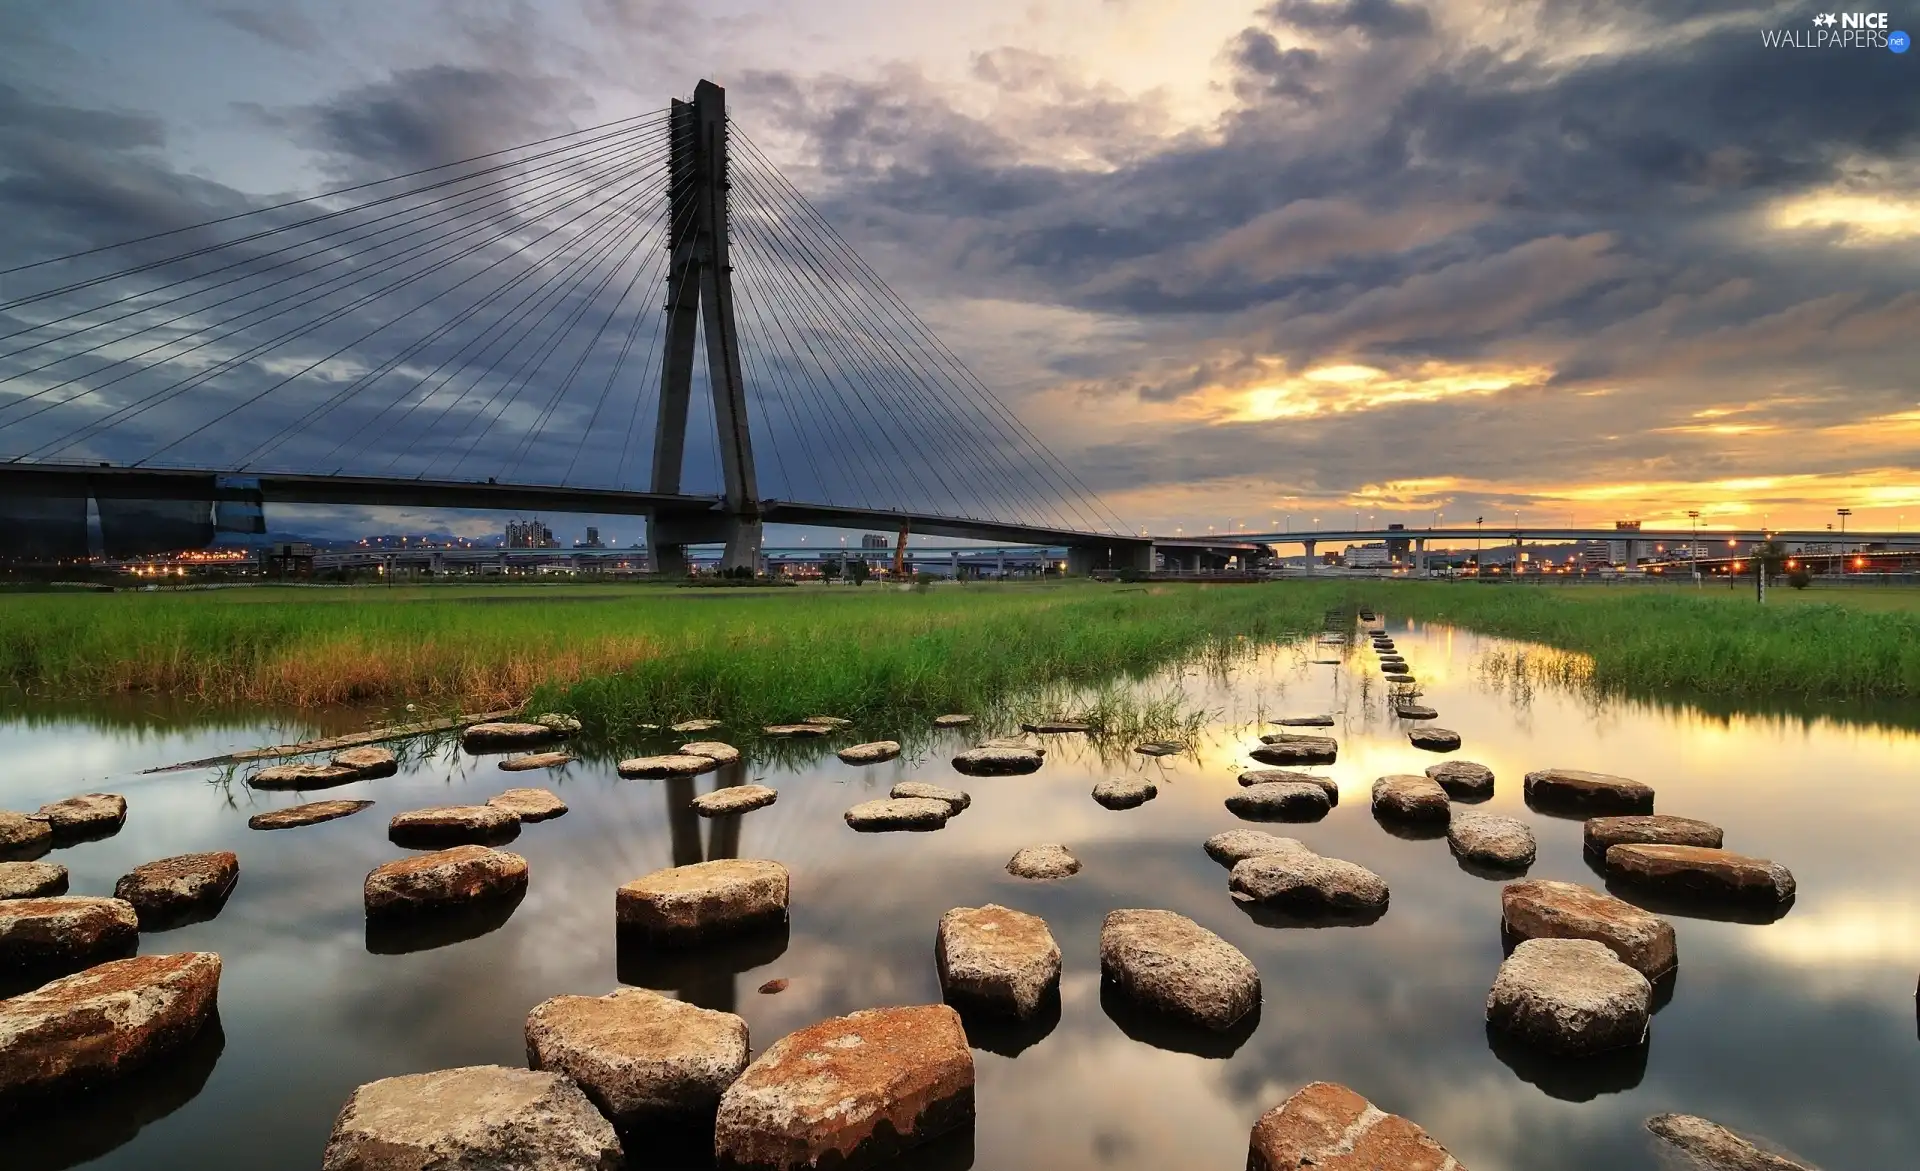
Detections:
1813,12,1837,26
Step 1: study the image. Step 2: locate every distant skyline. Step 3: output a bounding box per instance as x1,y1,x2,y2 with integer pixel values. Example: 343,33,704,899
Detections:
3,1,1916,541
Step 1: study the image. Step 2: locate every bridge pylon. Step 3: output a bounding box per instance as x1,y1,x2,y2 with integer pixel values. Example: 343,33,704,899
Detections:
648,79,761,575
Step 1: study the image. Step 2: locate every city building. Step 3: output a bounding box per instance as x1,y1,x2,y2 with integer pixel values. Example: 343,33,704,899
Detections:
504,518,557,549
1346,543,1391,568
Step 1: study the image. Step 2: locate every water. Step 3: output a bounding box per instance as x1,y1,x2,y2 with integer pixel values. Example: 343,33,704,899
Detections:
4,620,1918,1170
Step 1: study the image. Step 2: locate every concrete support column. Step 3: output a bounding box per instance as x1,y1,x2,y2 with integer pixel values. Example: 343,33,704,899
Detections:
949,550,959,579
1415,537,1427,576
1304,540,1317,573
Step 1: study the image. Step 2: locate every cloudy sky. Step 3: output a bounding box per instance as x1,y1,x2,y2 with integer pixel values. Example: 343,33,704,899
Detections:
2,0,1917,542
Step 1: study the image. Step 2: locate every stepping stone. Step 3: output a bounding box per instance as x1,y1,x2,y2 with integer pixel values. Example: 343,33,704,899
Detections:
1524,768,1655,815
525,987,748,1131
803,716,853,729
331,746,398,780
692,784,778,817
978,736,1046,755
114,853,240,927
1274,715,1334,727
249,799,374,831
1229,850,1389,915
1135,741,1182,757
1646,1113,1816,1171
845,797,952,831
932,714,974,728
891,782,970,813
670,719,722,733
1238,769,1338,804
500,751,573,771
1449,813,1537,870
488,788,568,822
460,721,558,751
247,762,360,791
1006,844,1079,879
1248,1081,1463,1171
0,811,51,858
1426,760,1494,799
389,804,520,847
617,754,719,779
0,861,68,900
616,859,789,943
680,741,740,764
1384,673,1418,684
1093,778,1158,810
1487,937,1651,1055
1371,775,1450,822
1584,814,1723,856
1311,658,1341,665
0,896,138,976
1228,782,1330,822
1022,720,1089,734
951,746,1043,776
35,793,127,840
0,952,222,1107
1100,909,1259,1031
838,740,901,765
715,1005,973,1170
532,712,582,735
763,723,831,737
937,904,1061,1018
1603,844,1796,910
365,846,528,916
321,1065,619,1171
1204,831,1310,868
1249,735,1337,766
1408,727,1460,752
1395,704,1439,719
1502,879,1677,980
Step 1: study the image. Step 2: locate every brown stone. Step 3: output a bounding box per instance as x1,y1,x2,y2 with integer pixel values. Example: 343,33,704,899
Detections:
247,761,360,791
248,800,374,831
1228,782,1331,821
489,788,569,822
1249,735,1338,766
1238,769,1339,804
1646,1113,1815,1170
113,853,240,927
937,904,1061,1019
364,846,529,915
693,785,779,817
1204,831,1310,868
1099,909,1259,1032
1523,768,1655,815
714,1004,974,1171
331,746,398,779
321,1065,620,1170
532,713,583,736
950,746,1043,776
889,782,970,813
1408,726,1460,751
1021,720,1089,734
762,723,831,738
682,741,741,764
803,716,853,729
1584,814,1724,855
931,714,973,728
1248,1081,1464,1171
837,741,902,765
35,793,127,839
0,811,52,859
0,896,138,975
1230,850,1390,915
1426,760,1494,799
0,862,68,900
845,797,952,831
617,754,721,779
1604,844,1796,908
1372,775,1451,822
759,979,789,994
1487,938,1651,1055
0,952,222,1106
501,751,574,771
526,987,749,1130
1396,704,1440,719
671,718,723,733
461,721,561,751
1448,814,1536,870
1275,714,1335,727
389,804,521,847
616,859,789,944
1006,844,1080,879
1502,879,1677,979
1093,777,1158,810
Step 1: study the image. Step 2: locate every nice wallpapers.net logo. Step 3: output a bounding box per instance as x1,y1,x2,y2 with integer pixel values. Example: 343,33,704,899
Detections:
1763,11,1911,49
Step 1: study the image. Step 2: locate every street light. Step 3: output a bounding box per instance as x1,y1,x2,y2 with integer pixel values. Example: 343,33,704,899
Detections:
1687,510,1701,586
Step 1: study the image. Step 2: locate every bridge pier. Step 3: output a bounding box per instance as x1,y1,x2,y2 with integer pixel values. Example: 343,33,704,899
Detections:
1068,541,1153,577
1304,540,1317,572
1414,537,1427,576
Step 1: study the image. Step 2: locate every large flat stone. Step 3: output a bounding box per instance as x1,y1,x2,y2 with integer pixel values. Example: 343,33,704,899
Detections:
364,846,529,915
1585,815,1724,855
950,746,1043,776
1204,831,1310,868
0,811,52,858
1603,844,1795,908
0,862,68,900
845,797,952,831
762,723,831,738
501,751,574,772
36,793,127,840
1006,844,1080,879
1099,909,1259,1032
1646,1113,1815,1170
681,741,741,765
931,714,973,728
1501,879,1677,980
838,741,902,764
1524,768,1655,815
0,951,222,1107
937,904,1061,1019
0,896,138,977
1408,727,1461,752
1228,782,1331,822
526,987,749,1130
1426,760,1494,799
113,853,239,927
693,785,779,817
489,788,569,822
1372,775,1451,822
617,754,721,779
248,800,373,831
1238,769,1339,804
1248,1080,1464,1171
532,713,583,736
1249,735,1338,766
461,721,562,751
671,719,723,734
1093,777,1158,810
1021,720,1089,733
1396,704,1440,720
1448,814,1537,870
321,1065,620,1170
389,804,521,847
1230,850,1390,915
246,762,361,791
714,1004,974,1171
331,746,398,780
616,859,789,944
1274,715,1335,727
890,782,970,813
1487,937,1651,1055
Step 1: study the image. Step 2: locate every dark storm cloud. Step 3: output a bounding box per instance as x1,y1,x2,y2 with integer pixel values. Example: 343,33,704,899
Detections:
1259,0,1434,39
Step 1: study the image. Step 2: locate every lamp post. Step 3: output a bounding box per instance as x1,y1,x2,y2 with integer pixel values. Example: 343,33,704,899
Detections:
1837,507,1851,554
1687,510,1701,586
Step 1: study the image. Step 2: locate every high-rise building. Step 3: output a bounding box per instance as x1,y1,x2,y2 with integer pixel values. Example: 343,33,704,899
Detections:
505,518,557,548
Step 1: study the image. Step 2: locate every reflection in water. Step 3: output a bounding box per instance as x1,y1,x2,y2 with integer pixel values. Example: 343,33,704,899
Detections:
1099,980,1261,1059
1486,1024,1649,1103
2,621,1919,1169
364,888,528,955
11,1014,225,1171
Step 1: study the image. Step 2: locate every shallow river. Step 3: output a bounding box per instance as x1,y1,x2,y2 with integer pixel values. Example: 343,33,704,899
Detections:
3,618,1918,1170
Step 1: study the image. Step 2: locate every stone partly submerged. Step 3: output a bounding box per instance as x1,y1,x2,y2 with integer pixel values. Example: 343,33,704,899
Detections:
0,861,68,900
1523,768,1656,816
1395,704,1440,720
1501,879,1677,980
803,716,853,729
1092,778,1158,810
1005,844,1080,879
617,754,721,779
533,713,584,736
1487,938,1652,1055
1426,760,1495,800
1247,1081,1464,1171
320,1065,621,1171
979,736,1046,755
681,742,741,765
1408,727,1461,752
692,785,779,818
1203,830,1310,868
1372,775,1451,823
525,986,749,1132
0,951,222,1107
364,846,529,915
932,714,973,728
1099,909,1260,1032
762,724,832,738
1229,849,1390,918
1584,814,1724,856
1603,844,1796,910
1448,813,1537,870
501,751,574,772
248,800,374,831
388,804,521,848
35,793,127,840
671,719,723,734
0,896,139,976
461,721,562,752
0,811,52,859
1646,1113,1817,1171
113,852,240,928
1274,715,1335,727
937,904,1062,1019
951,746,1044,776
331,746,398,780
616,859,790,944
1021,720,1090,734
1227,782,1331,822
1134,741,1182,757
838,741,902,765
845,797,953,832
889,782,971,813
1248,735,1338,766
713,1004,974,1171
488,788,569,822
246,762,361,791
1238,769,1339,805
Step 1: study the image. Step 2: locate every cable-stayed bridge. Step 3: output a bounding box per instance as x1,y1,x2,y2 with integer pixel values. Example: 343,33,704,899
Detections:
0,80,1152,573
